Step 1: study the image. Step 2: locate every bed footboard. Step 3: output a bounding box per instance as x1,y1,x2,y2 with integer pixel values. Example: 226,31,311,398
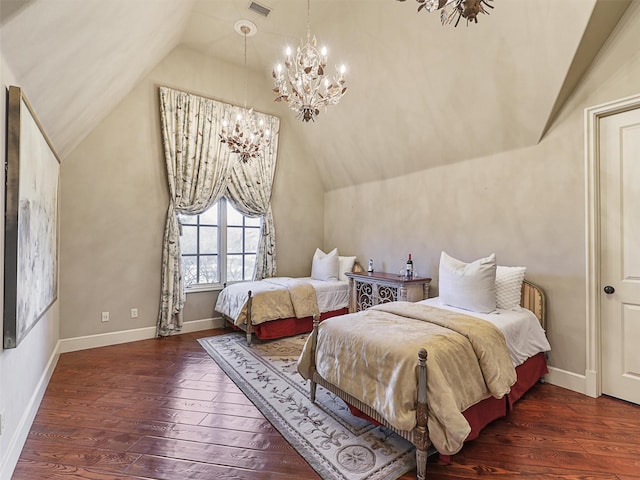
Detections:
245,290,253,344
221,289,255,344
309,315,320,402
308,318,430,480
415,348,429,480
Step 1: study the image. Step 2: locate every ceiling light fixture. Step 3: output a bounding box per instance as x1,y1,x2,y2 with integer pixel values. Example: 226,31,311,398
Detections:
220,20,270,163
399,0,494,26
272,0,347,122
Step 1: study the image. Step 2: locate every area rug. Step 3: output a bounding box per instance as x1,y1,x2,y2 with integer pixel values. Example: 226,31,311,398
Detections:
198,333,416,480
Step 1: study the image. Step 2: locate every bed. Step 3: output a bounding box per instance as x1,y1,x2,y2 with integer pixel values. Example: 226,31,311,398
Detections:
298,256,550,480
216,249,357,344
215,276,350,344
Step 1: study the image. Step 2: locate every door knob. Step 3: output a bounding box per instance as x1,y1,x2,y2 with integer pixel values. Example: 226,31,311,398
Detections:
603,285,615,294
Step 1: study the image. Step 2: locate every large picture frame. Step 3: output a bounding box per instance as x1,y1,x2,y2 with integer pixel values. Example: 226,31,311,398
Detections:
3,86,60,349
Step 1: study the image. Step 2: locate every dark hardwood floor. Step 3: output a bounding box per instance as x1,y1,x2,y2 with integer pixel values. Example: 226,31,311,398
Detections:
12,329,640,480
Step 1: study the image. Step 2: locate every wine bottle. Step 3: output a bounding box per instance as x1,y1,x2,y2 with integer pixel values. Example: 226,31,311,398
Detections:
406,254,413,278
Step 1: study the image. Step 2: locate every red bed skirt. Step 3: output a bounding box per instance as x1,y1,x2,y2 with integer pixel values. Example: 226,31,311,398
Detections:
463,351,548,440
347,352,548,460
227,307,349,341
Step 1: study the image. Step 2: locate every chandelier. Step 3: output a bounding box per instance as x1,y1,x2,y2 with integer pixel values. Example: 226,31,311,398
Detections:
400,0,494,26
272,0,347,122
220,21,270,163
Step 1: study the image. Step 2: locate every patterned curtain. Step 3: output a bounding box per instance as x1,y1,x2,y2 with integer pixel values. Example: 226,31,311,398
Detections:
157,87,280,335
225,109,280,280
157,86,233,336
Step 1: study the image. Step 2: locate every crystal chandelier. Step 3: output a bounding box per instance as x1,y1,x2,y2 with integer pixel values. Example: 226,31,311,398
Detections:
220,21,270,163
272,0,347,122
400,0,494,26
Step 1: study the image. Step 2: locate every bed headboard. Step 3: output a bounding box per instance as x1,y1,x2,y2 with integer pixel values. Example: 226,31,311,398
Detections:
521,280,546,330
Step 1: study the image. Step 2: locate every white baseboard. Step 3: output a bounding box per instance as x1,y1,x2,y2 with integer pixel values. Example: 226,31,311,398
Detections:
182,316,225,332
59,317,225,353
584,369,599,398
545,365,587,395
0,344,60,480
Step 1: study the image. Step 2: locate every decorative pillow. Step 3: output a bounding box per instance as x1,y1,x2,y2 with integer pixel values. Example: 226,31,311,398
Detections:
496,265,526,310
338,256,357,282
311,248,339,281
439,251,497,313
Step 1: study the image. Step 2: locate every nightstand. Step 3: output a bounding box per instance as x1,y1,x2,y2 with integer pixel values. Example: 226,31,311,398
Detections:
345,271,432,313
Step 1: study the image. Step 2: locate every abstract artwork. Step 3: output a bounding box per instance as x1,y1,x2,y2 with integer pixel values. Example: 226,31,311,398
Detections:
3,86,60,349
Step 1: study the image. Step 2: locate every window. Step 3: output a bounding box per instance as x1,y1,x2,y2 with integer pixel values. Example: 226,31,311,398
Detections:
178,198,261,290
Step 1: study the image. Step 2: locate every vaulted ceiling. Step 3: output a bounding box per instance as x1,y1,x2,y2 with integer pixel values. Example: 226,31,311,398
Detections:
0,0,631,190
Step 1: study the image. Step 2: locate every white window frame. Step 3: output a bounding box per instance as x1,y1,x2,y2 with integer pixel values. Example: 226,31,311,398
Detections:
180,197,260,293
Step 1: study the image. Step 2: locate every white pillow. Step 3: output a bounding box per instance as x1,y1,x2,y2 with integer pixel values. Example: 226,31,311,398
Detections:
311,248,339,281
496,265,526,310
439,251,497,313
338,256,356,282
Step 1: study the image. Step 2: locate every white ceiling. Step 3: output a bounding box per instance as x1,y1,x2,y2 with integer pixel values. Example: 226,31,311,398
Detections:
0,0,632,190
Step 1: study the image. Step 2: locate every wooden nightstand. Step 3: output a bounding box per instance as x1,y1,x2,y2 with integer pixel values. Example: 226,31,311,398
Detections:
345,271,432,313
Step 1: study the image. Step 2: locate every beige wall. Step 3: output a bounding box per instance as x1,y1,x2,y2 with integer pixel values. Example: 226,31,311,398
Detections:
59,45,324,339
324,1,640,377
0,53,60,480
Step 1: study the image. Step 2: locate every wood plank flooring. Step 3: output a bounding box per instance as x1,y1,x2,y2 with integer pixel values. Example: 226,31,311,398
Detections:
12,329,640,480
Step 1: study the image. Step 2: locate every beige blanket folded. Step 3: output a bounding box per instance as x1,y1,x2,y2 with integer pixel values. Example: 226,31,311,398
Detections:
248,288,296,324
297,302,516,455
287,280,320,319
216,278,320,326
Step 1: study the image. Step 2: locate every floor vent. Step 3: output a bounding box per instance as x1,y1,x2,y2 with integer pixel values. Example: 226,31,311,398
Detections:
248,1,271,17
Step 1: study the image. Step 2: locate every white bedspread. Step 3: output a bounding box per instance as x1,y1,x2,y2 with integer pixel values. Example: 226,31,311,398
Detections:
418,297,551,366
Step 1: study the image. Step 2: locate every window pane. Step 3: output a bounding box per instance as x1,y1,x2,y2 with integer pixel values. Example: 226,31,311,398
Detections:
181,225,198,255
180,199,263,287
245,215,261,227
227,202,243,226
199,255,218,284
182,256,198,288
245,227,260,253
244,254,256,280
200,205,218,225
227,254,243,282
227,226,243,253
199,226,218,254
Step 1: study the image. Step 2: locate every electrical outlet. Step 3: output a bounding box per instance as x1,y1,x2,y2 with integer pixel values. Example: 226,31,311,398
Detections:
101,311,109,322
0,410,5,436
131,308,138,318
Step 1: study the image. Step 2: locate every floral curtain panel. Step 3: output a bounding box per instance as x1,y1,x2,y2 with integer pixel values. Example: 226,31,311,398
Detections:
157,86,280,336
225,109,280,280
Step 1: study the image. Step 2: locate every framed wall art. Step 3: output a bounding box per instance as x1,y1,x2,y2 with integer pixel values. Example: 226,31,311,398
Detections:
3,86,60,349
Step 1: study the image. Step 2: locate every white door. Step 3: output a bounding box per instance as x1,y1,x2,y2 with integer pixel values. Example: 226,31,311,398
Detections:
600,107,640,405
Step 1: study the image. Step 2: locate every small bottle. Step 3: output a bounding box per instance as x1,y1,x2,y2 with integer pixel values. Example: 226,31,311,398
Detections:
406,254,413,278
368,258,374,273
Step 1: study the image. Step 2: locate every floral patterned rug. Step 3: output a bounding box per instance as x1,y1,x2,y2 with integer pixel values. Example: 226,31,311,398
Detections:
198,333,416,480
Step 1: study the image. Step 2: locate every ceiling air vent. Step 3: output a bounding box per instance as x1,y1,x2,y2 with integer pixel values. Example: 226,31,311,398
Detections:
248,1,271,17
